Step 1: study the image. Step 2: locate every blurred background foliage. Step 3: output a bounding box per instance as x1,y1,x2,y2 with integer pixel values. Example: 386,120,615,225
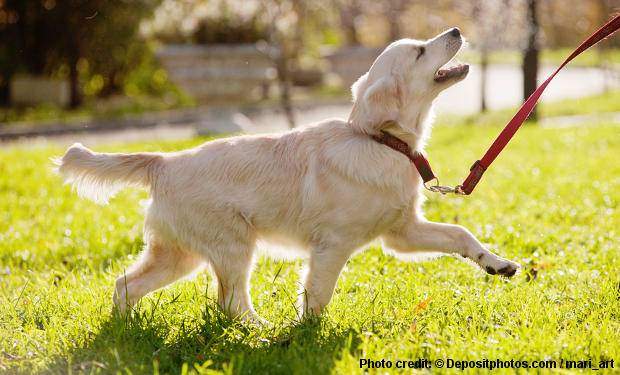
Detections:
1,1,158,105
0,0,618,122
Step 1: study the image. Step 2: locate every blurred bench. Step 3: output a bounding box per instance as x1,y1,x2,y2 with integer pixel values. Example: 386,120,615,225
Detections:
157,44,277,104
324,46,382,87
10,75,70,107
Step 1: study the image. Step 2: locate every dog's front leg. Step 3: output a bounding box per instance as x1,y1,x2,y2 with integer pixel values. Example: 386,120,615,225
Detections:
383,219,520,277
300,247,351,318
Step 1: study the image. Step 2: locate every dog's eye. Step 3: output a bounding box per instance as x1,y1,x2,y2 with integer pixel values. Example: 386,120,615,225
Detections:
416,47,425,60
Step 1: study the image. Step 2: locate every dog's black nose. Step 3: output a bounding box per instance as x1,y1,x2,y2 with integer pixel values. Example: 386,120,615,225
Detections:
450,27,460,37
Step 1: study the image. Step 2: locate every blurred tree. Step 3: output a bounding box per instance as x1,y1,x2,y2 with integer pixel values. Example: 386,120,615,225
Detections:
383,0,410,41
541,0,620,48
522,0,539,120
471,1,489,113
333,0,364,45
456,0,517,113
260,0,306,128
0,0,158,108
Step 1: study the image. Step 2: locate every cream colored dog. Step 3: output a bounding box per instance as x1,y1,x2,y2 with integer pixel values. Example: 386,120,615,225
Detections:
57,28,519,323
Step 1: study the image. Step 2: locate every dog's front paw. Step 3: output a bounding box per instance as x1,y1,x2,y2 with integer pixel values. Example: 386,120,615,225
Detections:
485,258,520,278
239,313,271,327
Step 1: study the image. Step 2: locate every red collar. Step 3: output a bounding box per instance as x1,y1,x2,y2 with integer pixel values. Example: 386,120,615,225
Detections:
370,130,436,183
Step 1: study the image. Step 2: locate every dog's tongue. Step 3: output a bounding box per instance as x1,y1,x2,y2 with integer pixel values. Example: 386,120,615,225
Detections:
436,65,460,77
434,64,469,82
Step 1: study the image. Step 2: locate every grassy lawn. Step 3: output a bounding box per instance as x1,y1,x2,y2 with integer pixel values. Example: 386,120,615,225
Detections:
437,90,620,128
1,112,619,372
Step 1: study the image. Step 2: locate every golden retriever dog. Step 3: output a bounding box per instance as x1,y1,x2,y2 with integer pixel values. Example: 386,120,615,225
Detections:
57,28,519,323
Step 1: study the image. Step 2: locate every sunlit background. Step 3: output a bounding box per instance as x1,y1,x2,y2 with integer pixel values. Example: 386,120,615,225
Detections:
1,0,619,139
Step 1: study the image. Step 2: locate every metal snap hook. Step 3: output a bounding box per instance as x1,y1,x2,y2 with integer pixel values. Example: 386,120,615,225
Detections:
424,178,466,195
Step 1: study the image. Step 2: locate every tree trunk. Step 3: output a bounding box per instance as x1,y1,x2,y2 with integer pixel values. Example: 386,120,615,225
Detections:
522,0,539,121
338,0,361,46
98,69,120,98
69,57,82,108
67,24,84,109
480,48,488,112
388,14,401,42
386,0,406,41
275,50,295,129
261,2,296,129
0,73,9,106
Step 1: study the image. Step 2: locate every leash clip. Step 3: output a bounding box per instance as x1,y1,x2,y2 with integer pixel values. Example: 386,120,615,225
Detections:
424,178,467,195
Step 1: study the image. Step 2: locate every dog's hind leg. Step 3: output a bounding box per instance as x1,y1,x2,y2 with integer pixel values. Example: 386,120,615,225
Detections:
113,240,204,313
383,219,520,277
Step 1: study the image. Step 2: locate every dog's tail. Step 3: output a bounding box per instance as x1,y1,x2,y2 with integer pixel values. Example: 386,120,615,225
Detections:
54,143,163,204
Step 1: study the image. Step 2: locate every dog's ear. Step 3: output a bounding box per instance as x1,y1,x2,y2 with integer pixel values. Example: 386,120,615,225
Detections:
349,74,401,134
364,76,400,113
351,72,368,102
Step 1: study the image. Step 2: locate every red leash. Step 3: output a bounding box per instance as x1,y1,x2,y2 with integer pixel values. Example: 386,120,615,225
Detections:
418,14,620,195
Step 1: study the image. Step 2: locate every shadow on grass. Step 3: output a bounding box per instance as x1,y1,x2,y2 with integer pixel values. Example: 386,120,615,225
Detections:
45,302,361,374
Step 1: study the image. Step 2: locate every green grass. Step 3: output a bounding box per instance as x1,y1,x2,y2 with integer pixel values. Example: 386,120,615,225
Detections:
1,111,619,373
437,90,620,127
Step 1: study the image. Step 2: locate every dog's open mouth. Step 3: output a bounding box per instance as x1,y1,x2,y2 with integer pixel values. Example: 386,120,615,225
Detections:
434,63,469,82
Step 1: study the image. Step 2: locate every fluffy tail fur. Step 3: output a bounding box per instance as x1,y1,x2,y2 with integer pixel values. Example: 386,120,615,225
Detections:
55,143,163,204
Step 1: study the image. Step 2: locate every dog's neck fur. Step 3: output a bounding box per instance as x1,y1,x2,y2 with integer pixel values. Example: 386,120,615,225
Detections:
349,105,433,151
386,102,433,152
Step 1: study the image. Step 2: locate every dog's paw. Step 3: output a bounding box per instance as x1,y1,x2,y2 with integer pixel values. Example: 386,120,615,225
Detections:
484,259,520,278
240,313,271,327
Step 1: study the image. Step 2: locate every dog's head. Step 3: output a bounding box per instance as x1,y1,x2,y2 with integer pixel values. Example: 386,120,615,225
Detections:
349,28,468,135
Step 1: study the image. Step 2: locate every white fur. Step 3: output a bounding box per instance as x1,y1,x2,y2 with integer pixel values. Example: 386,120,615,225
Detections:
57,29,519,322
